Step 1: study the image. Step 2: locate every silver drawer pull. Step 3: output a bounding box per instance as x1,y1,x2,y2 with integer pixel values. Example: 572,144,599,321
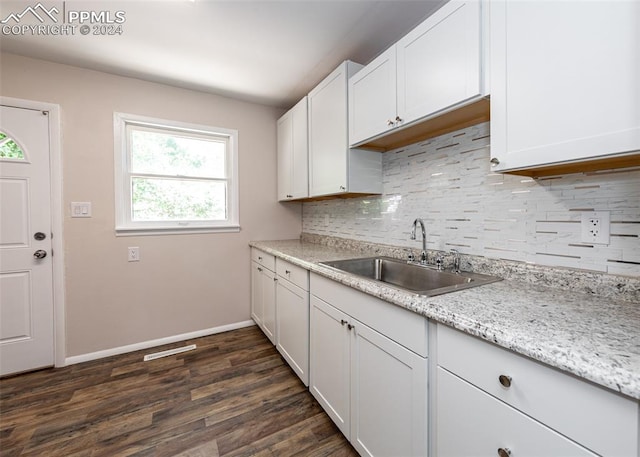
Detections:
340,319,347,326
285,270,291,275
498,448,511,457
499,374,512,388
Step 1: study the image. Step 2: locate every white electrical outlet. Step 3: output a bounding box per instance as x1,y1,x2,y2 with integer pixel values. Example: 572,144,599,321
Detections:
581,211,610,245
128,247,140,262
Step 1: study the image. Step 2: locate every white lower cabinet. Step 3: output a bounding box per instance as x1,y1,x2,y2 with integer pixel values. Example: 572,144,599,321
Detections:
250,249,276,344
437,368,597,457
310,274,428,457
275,259,309,386
436,324,639,457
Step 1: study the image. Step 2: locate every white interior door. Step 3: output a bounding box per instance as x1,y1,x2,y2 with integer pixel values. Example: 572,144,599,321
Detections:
0,104,54,376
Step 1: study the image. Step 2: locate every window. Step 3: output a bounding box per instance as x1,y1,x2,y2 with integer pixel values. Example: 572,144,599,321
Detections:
114,113,239,235
0,131,25,160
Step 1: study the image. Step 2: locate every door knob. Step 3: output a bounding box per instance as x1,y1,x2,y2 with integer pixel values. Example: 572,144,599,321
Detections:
33,250,47,259
34,232,47,240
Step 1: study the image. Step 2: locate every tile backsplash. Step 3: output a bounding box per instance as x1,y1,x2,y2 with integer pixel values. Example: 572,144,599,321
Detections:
302,122,640,277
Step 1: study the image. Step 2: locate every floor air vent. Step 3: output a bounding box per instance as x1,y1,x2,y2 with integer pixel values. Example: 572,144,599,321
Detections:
143,344,197,361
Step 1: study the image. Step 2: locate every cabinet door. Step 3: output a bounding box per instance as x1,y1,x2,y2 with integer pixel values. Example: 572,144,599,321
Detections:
276,108,293,201
290,97,309,199
349,47,397,146
437,368,597,457
490,0,640,171
277,97,308,201
276,278,309,386
308,64,350,197
250,261,263,327
397,0,482,125
262,268,276,345
309,295,351,437
351,322,427,457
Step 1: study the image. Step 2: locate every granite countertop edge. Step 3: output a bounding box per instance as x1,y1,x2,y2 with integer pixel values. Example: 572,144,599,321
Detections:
250,239,640,401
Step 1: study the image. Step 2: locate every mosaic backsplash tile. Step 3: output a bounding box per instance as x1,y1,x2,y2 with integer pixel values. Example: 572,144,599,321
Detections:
302,122,640,277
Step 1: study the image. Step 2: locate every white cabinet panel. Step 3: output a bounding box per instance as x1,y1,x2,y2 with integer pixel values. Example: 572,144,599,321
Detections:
349,0,485,148
276,277,309,386
397,0,481,124
250,248,276,344
310,295,351,436
351,322,427,457
437,324,639,456
277,97,308,201
437,368,597,457
308,61,382,198
310,276,428,456
490,0,640,172
349,48,396,146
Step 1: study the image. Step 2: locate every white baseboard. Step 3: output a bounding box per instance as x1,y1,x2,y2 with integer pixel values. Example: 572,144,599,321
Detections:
63,320,256,366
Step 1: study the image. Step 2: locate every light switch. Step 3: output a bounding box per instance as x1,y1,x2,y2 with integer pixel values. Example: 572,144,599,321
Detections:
71,202,92,218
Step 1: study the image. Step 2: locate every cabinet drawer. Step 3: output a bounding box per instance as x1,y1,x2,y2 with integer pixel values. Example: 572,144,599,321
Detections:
437,368,597,457
310,273,428,357
251,248,275,271
276,258,309,291
437,324,639,457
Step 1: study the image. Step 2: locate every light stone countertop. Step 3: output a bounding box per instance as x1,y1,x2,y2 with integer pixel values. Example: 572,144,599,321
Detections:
250,239,640,401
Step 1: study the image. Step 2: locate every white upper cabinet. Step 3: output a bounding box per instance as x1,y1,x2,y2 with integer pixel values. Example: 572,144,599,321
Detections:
277,97,308,201
349,0,486,148
490,0,640,175
397,0,481,125
349,48,397,146
309,61,383,198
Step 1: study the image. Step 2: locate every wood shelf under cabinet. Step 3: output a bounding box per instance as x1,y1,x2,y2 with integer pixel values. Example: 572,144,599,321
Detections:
501,153,640,178
354,98,490,152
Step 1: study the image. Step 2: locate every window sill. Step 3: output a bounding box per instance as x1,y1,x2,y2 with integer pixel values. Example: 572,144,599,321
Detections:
115,225,240,236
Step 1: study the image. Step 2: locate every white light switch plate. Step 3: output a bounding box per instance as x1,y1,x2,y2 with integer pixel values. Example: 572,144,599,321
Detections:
71,202,92,218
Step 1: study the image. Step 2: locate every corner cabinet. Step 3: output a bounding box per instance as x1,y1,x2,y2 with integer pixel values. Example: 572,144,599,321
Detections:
436,324,639,457
310,273,428,457
277,97,308,201
308,61,383,198
250,248,276,344
490,0,640,176
349,0,488,149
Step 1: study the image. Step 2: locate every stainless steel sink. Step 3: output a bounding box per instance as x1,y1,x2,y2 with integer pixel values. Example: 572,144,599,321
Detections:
319,256,501,297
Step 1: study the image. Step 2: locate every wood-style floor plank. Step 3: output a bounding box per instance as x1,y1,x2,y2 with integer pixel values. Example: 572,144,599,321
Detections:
0,326,357,456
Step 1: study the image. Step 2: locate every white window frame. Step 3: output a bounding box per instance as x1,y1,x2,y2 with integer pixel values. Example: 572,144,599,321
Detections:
114,112,239,235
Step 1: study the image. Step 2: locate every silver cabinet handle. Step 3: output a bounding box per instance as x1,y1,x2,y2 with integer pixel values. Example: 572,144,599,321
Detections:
339,185,346,191
340,319,347,326
499,374,512,388
498,448,511,457
387,119,395,126
490,157,500,165
347,323,354,330
395,115,403,123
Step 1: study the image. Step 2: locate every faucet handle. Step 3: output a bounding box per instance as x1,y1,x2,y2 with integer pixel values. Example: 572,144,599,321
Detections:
450,249,461,273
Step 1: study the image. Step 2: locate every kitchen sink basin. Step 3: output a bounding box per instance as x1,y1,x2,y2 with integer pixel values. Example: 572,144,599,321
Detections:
319,256,501,297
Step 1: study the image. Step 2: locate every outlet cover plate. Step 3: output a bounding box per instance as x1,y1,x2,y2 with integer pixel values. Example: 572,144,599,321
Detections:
581,211,610,245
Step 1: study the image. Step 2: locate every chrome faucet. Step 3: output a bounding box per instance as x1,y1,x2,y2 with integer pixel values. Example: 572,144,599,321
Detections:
410,218,428,265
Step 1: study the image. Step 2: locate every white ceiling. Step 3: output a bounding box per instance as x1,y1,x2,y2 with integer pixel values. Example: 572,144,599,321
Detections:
0,0,445,108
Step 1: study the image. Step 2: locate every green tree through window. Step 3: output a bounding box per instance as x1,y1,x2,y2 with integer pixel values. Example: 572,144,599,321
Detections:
0,132,25,159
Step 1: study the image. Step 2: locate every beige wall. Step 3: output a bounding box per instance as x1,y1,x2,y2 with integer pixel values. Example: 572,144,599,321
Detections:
0,53,302,357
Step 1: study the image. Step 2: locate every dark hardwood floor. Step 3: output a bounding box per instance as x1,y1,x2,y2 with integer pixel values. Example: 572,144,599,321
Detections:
0,326,357,457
